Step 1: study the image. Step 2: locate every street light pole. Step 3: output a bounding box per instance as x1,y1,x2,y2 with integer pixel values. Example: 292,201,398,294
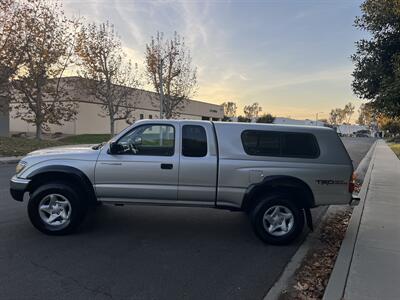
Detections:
316,112,324,126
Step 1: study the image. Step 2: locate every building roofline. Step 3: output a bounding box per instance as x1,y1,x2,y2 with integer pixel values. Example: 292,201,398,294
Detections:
60,76,223,108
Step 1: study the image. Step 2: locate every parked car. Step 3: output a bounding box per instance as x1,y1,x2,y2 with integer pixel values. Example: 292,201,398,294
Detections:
355,133,370,138
10,120,355,245
355,129,371,138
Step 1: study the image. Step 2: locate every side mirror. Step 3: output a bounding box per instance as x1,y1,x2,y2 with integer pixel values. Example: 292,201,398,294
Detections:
109,141,123,154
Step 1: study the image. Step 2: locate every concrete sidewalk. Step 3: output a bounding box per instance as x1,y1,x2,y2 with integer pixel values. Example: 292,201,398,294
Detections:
324,140,400,300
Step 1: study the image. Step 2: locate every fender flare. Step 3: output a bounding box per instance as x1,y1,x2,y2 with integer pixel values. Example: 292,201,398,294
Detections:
26,165,96,205
242,175,315,211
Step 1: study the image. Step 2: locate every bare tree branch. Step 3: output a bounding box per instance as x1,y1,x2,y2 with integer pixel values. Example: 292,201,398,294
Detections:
244,102,262,120
145,32,197,119
75,22,141,135
9,0,79,139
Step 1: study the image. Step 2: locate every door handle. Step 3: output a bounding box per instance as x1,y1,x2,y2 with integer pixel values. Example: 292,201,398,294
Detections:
161,163,173,170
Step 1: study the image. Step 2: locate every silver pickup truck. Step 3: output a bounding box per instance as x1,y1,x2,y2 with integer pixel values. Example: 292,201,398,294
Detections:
10,120,355,245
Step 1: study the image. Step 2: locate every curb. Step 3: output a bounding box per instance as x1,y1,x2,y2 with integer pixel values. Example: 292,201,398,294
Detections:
322,141,378,300
0,156,23,164
354,140,377,184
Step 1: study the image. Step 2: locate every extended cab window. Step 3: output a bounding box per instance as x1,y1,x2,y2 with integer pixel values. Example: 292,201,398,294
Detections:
182,125,207,157
241,131,280,156
117,124,175,156
241,130,319,158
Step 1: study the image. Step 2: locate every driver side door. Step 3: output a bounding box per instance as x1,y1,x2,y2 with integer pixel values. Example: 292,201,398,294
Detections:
94,123,179,203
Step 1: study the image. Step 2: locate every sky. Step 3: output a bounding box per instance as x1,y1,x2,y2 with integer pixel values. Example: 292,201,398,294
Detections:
63,0,368,121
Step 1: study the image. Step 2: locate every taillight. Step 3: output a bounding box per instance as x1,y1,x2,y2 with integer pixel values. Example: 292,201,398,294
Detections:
349,172,356,193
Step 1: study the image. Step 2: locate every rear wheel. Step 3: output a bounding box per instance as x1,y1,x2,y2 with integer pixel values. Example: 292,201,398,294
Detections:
249,194,305,245
28,182,88,235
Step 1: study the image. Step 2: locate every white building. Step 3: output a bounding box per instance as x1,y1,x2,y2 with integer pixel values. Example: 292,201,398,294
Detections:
273,117,375,136
8,77,224,135
273,117,325,127
336,124,375,136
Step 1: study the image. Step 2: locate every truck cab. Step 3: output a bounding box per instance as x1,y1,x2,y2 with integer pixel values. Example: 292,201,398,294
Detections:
95,120,219,207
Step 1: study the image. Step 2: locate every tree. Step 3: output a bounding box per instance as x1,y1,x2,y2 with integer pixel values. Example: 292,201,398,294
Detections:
343,102,355,124
329,108,346,126
357,103,374,125
11,0,79,139
381,118,400,135
243,102,262,120
237,115,251,122
0,0,28,114
256,113,275,123
75,22,141,135
352,0,400,117
222,101,237,119
145,32,197,119
329,103,356,126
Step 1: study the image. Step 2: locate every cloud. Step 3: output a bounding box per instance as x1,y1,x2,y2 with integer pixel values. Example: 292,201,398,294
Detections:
179,1,210,48
62,0,362,121
112,0,147,46
259,66,353,91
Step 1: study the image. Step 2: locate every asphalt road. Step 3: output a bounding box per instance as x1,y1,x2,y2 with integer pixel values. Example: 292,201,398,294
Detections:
0,137,375,300
340,137,376,168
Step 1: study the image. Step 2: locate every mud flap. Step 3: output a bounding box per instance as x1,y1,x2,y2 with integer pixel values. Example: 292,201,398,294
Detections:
304,208,313,231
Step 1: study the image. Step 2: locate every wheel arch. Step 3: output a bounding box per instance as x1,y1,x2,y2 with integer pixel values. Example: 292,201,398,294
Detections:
26,165,97,206
241,175,315,212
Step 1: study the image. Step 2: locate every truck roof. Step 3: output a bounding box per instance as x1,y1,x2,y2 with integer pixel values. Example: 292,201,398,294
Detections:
212,121,333,132
134,119,334,133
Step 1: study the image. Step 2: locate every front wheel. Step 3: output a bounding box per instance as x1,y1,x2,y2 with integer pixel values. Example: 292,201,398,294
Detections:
249,194,305,245
28,182,88,235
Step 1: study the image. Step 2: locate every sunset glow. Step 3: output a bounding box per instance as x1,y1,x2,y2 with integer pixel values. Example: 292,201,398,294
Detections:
64,0,366,120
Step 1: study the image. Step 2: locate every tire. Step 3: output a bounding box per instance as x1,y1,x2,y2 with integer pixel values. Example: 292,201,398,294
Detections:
249,194,305,245
28,182,88,235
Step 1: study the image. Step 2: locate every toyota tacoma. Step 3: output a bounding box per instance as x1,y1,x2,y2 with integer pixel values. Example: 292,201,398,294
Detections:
10,120,355,245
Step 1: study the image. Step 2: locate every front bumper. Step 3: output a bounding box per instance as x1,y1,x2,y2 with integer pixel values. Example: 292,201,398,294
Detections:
10,176,30,202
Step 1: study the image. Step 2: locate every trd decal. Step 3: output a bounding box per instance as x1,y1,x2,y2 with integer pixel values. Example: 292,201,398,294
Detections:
316,180,347,185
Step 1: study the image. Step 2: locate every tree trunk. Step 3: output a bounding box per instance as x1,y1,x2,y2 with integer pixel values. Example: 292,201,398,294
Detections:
35,86,43,140
0,93,10,137
35,123,42,140
110,118,115,136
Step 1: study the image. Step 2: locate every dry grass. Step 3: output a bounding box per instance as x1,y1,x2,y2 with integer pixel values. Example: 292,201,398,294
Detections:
389,143,400,159
0,134,110,156
0,137,65,156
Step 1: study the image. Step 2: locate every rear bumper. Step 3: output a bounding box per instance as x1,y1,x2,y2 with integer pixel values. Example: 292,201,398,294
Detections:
10,176,30,202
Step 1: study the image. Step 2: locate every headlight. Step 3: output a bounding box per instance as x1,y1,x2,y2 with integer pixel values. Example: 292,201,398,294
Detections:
16,161,27,174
